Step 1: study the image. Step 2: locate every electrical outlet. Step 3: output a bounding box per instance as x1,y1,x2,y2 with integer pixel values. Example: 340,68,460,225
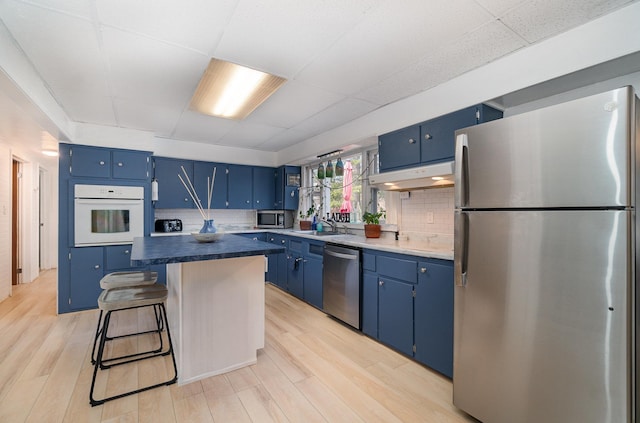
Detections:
426,212,434,224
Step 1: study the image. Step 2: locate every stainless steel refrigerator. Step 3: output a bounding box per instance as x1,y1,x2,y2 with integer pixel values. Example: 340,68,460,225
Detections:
453,86,637,423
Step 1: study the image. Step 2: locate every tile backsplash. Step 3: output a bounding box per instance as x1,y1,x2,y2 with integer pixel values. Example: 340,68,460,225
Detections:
154,209,255,233
400,187,454,239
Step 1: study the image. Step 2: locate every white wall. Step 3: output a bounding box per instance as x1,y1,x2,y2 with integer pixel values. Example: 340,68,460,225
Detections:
0,143,11,301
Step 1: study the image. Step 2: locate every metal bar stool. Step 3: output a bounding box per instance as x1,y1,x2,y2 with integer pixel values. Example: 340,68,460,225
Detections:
91,271,160,365
89,284,177,406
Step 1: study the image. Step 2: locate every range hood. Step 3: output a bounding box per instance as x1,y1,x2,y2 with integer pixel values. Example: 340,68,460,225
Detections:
369,161,455,191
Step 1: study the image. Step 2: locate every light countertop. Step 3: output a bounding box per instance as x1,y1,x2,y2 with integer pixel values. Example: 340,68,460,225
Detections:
151,228,453,261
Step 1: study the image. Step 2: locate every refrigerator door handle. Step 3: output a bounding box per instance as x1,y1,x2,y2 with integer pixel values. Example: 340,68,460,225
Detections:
454,133,469,208
454,211,468,287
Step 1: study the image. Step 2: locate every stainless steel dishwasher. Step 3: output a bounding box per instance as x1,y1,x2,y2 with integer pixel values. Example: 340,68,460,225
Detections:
322,243,361,329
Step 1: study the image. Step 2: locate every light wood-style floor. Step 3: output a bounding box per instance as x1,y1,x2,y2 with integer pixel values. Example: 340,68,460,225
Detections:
0,269,476,422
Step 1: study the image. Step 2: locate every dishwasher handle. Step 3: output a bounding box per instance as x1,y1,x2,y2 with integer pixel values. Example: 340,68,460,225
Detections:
324,250,359,260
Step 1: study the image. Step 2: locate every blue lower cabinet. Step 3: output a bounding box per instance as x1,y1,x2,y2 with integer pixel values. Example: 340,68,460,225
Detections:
287,254,304,298
415,260,454,377
378,276,414,357
69,247,104,311
303,256,322,309
362,271,379,338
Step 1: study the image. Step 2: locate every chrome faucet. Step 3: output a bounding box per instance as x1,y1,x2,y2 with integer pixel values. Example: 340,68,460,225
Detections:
322,218,338,232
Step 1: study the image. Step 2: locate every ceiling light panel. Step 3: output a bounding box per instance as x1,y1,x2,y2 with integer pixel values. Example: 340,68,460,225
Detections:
190,59,286,120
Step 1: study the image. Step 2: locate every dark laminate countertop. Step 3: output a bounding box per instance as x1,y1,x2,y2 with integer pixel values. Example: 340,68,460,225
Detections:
130,234,285,266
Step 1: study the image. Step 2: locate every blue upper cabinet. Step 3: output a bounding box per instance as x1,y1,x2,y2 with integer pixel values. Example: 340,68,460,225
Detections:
275,166,300,210
253,166,276,209
153,157,194,208
70,145,112,178
379,104,503,172
419,106,478,165
69,145,150,180
193,161,228,209
378,125,421,171
227,164,253,209
112,150,150,180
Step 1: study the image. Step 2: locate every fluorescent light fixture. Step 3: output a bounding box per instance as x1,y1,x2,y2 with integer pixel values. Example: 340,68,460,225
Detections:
431,176,445,180
190,58,286,120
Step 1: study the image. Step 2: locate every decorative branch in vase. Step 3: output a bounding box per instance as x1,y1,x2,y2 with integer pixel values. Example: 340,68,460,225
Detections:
178,166,218,234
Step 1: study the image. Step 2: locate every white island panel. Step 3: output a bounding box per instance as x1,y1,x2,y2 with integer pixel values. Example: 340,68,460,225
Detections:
167,255,265,385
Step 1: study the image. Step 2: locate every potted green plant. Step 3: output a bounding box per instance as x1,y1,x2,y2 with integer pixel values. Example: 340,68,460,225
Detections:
362,210,385,238
298,205,316,230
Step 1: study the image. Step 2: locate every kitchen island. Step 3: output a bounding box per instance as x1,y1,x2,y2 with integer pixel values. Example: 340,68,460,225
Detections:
131,234,285,385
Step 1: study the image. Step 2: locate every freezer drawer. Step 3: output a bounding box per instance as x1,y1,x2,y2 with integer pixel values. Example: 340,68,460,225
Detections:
453,209,632,423
455,86,634,209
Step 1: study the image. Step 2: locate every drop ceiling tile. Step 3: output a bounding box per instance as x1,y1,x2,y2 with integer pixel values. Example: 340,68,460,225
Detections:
217,122,286,149
292,97,380,137
96,0,237,54
473,0,528,16
246,81,344,129
113,98,182,135
295,0,494,97
57,91,116,126
102,27,210,109
356,20,527,105
172,111,238,143
214,0,381,78
16,0,94,19
0,1,109,100
500,0,635,43
254,128,308,152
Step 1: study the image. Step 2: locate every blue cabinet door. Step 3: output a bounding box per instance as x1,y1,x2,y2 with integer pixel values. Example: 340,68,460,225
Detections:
253,166,276,209
287,254,304,298
378,125,420,172
266,234,279,284
378,277,414,356
362,270,379,338
153,157,194,209
415,260,454,378
112,150,150,180
69,247,104,311
420,106,477,165
71,145,111,178
303,256,323,309
194,161,228,209
227,164,253,209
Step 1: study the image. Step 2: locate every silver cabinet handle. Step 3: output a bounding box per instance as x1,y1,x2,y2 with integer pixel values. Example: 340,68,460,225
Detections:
408,138,416,144
94,264,100,269
281,240,286,244
118,162,123,167
99,161,105,165
424,133,432,140
290,191,295,197
420,267,427,273
256,200,260,203
184,198,189,202
252,237,258,241
379,280,384,286
124,250,130,255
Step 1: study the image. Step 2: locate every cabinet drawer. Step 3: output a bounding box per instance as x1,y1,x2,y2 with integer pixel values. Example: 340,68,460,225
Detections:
362,252,376,272
105,245,136,270
289,239,303,253
377,255,417,283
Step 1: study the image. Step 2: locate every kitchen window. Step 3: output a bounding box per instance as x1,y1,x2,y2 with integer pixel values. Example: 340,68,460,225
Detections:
301,148,387,224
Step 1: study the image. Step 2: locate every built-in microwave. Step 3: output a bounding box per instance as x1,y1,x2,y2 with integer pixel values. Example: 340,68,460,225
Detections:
74,184,145,247
257,210,294,229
